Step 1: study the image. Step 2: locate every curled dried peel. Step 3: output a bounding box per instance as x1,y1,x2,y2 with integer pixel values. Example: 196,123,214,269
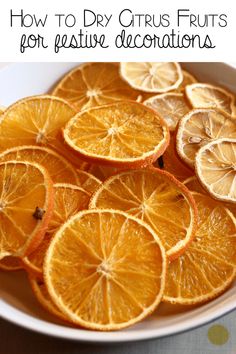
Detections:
63,101,169,168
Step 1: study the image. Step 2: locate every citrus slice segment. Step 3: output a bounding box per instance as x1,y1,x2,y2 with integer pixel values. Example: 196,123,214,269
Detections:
90,169,197,260
0,95,76,155
0,146,78,185
176,70,197,92
0,161,54,259
176,108,236,168
154,138,193,181
0,256,22,271
44,209,166,330
195,138,236,203
63,101,169,168
164,192,236,304
29,276,67,321
24,183,90,276
52,63,140,111
185,83,235,114
120,62,183,93
76,170,101,194
144,93,190,131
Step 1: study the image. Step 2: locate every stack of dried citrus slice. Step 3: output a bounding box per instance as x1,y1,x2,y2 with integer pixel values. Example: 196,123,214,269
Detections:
1,62,236,331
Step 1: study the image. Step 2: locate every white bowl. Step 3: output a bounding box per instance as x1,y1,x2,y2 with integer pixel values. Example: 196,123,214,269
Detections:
0,63,235,343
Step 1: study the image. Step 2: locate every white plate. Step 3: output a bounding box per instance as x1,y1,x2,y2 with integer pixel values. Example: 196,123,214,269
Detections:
0,63,235,343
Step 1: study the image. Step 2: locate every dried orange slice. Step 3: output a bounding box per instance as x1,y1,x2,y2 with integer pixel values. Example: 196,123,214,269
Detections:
185,83,235,114
144,93,190,131
24,183,90,276
176,108,236,168
44,209,166,330
52,63,140,111
154,138,193,181
176,70,197,92
90,169,197,260
0,256,22,271
195,138,236,203
164,192,236,304
86,164,120,182
0,95,76,155
75,170,101,194
63,101,169,168
29,276,67,321
120,62,183,93
0,161,54,259
0,146,78,185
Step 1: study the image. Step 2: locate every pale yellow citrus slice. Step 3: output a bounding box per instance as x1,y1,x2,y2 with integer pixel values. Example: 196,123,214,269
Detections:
176,108,236,168
44,209,166,330
0,146,79,185
195,138,236,203
0,161,54,258
52,63,140,110
185,83,235,114
176,70,197,92
154,137,193,181
23,183,90,276
144,93,190,131
0,256,22,271
90,169,197,260
164,192,236,304
0,95,77,156
63,101,169,168
120,62,183,93
29,276,68,322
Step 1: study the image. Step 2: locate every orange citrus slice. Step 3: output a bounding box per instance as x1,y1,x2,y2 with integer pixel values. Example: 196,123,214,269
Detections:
86,164,120,182
0,95,76,155
176,108,236,168
0,256,22,271
0,161,54,259
176,70,197,92
120,62,183,93
44,209,166,330
144,93,190,131
185,83,235,114
195,138,236,203
75,169,101,194
24,183,90,276
154,137,193,181
164,192,236,304
63,101,169,168
52,63,140,111
29,276,67,322
0,146,79,185
90,169,197,260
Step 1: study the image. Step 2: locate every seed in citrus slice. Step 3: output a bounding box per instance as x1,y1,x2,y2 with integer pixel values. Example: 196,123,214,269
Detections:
90,169,197,260
0,256,22,271
164,192,236,305
63,101,169,168
176,108,236,168
29,275,68,322
52,63,140,111
195,138,236,203
120,62,183,93
76,170,101,194
176,70,197,92
0,161,54,259
23,183,90,276
0,95,76,155
44,209,166,331
0,146,79,185
185,83,235,115
154,138,193,181
144,93,190,131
